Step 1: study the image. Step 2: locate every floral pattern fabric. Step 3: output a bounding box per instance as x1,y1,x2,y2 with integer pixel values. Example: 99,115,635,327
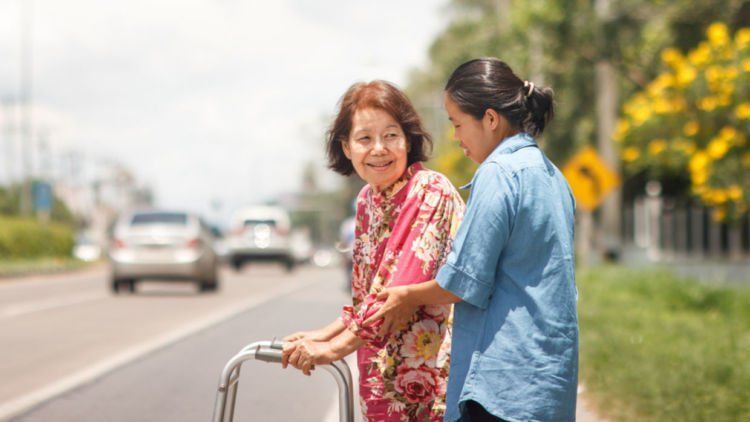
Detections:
340,163,464,421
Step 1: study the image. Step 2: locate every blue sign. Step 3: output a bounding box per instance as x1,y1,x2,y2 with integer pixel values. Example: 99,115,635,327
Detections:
32,181,53,213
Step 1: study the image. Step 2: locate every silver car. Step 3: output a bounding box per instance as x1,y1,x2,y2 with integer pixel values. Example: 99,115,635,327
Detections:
109,210,219,293
225,205,295,271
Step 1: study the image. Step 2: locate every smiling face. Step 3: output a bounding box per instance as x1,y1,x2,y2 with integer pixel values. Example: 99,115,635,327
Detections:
444,93,515,164
342,108,409,191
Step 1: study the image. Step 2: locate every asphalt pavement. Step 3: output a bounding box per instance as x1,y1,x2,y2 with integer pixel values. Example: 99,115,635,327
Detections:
4,264,358,422
2,262,600,422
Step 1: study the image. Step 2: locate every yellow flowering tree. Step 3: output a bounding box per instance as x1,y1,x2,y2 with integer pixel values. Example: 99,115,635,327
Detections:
616,22,750,220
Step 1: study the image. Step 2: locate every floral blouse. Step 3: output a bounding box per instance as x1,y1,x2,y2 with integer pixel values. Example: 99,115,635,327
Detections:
341,163,465,421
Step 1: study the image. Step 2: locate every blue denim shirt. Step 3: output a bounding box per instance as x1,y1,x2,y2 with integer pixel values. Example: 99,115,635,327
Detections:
436,133,578,422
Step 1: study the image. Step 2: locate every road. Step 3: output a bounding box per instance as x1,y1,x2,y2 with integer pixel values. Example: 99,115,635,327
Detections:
1,263,357,422
1,262,601,422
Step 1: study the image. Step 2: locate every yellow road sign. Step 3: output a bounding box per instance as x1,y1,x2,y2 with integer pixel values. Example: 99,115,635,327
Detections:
562,147,621,212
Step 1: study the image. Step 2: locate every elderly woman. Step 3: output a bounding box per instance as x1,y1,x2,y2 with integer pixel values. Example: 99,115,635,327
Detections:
281,80,464,421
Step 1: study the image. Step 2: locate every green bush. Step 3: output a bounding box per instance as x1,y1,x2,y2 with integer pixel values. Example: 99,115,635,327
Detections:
0,216,74,259
579,266,750,421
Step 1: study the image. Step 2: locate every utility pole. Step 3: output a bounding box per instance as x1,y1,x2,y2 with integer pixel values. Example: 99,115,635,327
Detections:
595,0,622,259
66,149,82,185
38,129,51,180
1,98,15,184
495,0,511,31
528,7,545,154
19,0,34,216
529,28,544,84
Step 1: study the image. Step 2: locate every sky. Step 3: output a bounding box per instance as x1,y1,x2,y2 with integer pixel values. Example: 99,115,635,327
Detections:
0,0,449,223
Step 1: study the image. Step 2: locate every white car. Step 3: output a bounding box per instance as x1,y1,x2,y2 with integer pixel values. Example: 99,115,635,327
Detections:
108,210,220,293
73,232,102,262
225,205,295,271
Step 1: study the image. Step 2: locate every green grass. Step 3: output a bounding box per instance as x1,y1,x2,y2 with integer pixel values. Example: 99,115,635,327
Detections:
0,257,92,277
578,266,750,421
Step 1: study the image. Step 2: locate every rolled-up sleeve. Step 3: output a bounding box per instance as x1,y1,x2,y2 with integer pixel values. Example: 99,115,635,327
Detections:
340,293,386,344
436,162,516,309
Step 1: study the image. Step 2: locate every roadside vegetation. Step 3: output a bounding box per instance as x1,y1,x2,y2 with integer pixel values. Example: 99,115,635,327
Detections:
578,266,750,421
0,184,82,276
0,216,74,259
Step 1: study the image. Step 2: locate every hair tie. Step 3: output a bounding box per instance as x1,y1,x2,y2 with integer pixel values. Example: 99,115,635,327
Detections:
523,80,535,98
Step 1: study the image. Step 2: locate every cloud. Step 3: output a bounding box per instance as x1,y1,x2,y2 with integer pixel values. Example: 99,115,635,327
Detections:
0,0,447,221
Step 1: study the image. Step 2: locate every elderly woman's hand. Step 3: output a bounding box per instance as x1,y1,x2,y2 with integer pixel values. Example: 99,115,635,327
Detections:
283,329,326,343
281,340,336,376
364,285,419,335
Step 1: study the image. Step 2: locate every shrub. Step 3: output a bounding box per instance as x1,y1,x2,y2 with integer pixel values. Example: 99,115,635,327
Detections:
0,216,74,259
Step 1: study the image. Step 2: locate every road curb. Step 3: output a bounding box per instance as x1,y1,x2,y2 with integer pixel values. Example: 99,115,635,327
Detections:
0,263,107,286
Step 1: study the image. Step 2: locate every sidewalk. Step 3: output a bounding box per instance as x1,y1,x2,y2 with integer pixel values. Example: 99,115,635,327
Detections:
619,244,750,284
577,387,605,422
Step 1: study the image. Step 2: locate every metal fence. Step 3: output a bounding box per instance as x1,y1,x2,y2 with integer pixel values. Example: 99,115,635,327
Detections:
622,194,750,262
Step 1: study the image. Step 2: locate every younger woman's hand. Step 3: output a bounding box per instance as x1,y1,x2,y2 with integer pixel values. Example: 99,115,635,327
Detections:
364,285,419,335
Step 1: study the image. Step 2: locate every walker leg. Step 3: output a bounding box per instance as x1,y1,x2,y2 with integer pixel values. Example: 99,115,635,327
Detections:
226,366,241,422
212,340,354,422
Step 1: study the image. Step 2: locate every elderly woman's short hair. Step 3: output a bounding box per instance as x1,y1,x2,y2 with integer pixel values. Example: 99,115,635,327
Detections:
326,80,432,176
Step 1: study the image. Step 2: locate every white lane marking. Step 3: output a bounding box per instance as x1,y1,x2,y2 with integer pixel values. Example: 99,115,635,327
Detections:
0,278,319,421
0,265,106,291
0,292,107,319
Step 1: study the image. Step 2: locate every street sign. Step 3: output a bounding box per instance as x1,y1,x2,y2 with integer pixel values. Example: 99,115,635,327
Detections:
32,181,53,213
562,147,620,212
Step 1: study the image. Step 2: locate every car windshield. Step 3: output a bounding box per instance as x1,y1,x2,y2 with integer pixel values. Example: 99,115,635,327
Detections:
131,213,188,226
243,219,276,227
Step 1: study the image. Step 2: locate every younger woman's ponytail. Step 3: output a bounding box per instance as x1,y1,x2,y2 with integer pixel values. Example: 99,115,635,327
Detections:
521,82,554,136
445,58,555,136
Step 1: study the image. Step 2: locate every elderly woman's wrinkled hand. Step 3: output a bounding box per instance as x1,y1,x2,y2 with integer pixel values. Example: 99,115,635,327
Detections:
283,329,325,343
281,339,336,376
364,285,419,335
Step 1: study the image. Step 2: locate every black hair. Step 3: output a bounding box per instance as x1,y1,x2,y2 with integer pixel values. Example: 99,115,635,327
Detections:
445,57,554,136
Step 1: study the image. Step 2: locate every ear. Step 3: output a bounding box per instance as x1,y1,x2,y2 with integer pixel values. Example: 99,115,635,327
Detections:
341,139,352,159
483,108,502,131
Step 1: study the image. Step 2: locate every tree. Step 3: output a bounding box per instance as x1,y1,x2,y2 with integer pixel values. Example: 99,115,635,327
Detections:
406,0,750,251
409,0,750,166
617,23,750,221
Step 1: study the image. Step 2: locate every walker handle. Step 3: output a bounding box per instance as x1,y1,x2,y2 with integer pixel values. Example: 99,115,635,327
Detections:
269,338,285,350
255,346,283,363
